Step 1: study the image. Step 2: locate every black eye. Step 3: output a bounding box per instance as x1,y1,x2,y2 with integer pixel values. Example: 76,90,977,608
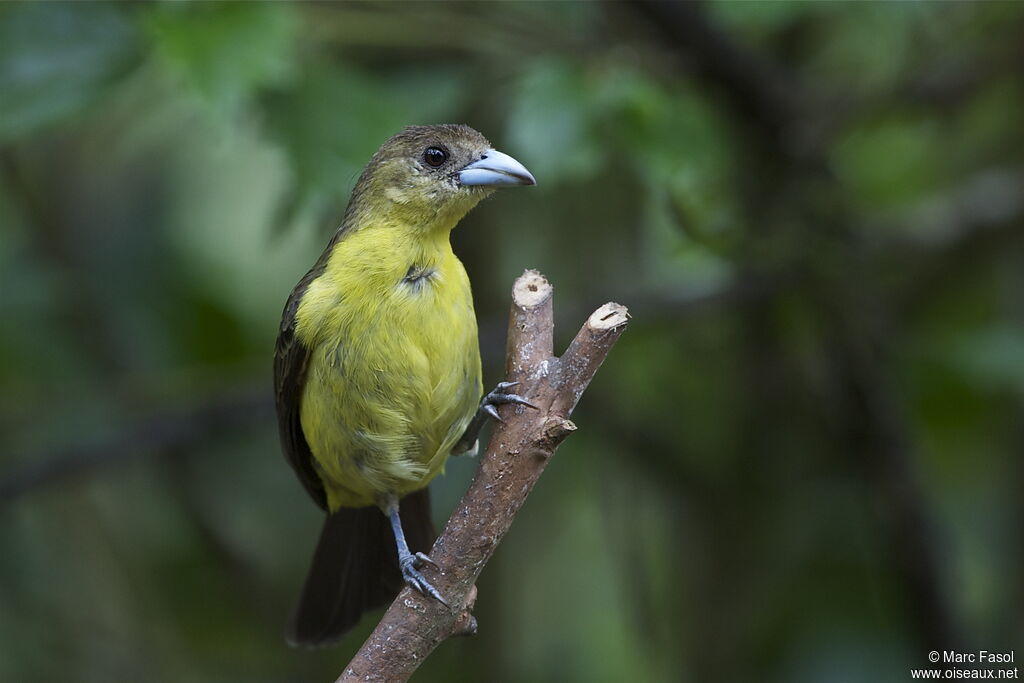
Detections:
424,147,447,167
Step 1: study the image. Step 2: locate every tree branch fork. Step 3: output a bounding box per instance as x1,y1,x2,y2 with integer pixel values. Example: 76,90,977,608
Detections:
340,270,628,681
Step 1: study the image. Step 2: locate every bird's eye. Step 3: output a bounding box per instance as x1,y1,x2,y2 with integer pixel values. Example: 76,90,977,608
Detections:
424,147,447,167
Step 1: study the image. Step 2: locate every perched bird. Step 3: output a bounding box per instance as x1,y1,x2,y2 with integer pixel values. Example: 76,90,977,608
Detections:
274,124,536,646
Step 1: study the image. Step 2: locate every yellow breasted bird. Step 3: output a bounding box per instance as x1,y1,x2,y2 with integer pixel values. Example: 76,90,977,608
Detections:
274,124,536,646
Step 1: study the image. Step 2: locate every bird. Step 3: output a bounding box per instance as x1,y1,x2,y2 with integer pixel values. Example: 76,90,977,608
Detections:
274,124,536,647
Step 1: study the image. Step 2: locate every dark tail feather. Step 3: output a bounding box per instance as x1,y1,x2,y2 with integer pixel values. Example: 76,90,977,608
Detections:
285,488,436,647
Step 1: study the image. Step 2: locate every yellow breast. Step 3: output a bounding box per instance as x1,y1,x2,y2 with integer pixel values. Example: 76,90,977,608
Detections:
294,224,482,510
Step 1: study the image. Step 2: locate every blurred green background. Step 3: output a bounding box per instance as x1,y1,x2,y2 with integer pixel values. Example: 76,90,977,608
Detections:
2,2,1022,681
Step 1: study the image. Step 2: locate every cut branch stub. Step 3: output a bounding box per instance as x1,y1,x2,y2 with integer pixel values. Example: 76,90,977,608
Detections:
339,270,628,682
555,301,629,416
508,269,555,382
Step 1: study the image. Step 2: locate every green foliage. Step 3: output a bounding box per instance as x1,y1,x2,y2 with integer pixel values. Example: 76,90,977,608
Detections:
145,2,296,119
0,3,140,141
834,114,946,208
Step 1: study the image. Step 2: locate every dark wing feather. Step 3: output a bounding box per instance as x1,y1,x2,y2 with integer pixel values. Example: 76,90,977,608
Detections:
274,188,364,510
274,265,331,511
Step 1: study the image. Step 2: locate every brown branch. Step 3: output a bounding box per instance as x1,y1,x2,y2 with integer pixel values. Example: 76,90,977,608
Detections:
339,270,628,682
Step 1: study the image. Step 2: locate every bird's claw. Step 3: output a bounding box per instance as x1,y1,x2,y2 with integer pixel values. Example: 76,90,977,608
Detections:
452,381,540,456
481,381,538,422
400,552,448,606
414,551,440,570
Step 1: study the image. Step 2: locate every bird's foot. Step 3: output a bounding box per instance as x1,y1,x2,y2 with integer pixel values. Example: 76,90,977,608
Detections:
479,381,537,422
399,551,448,606
452,381,539,456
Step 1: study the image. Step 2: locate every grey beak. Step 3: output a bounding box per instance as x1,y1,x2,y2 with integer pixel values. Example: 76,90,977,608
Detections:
458,149,536,187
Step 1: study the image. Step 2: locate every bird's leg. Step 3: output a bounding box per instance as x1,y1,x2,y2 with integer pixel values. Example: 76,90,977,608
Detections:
384,495,447,606
452,381,537,456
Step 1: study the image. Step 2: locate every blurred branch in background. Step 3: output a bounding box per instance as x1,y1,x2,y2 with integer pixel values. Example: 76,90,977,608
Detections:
890,168,1024,313
0,388,271,506
629,1,803,152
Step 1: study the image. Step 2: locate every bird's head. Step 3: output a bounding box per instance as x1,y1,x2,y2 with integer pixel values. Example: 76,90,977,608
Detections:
347,124,536,233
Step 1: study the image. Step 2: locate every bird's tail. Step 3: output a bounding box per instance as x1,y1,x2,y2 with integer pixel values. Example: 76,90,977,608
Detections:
285,488,436,647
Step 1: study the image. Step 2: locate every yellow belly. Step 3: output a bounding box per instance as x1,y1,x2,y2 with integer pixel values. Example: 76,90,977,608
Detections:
294,226,482,510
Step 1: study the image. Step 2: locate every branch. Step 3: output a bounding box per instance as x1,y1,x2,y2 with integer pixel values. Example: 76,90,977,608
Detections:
339,270,628,682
